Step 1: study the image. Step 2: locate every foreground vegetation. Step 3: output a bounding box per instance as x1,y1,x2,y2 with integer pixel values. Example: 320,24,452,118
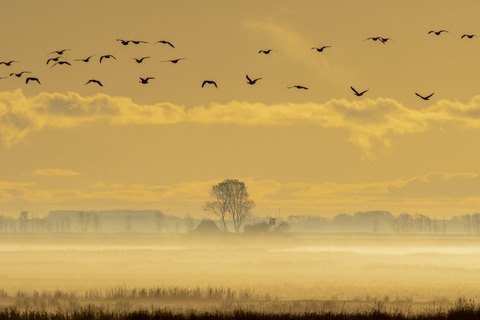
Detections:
0,288,480,319
1,301,480,320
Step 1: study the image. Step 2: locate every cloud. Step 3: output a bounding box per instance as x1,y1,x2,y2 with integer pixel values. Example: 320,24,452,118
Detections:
27,169,80,177
2,90,480,157
1,173,480,218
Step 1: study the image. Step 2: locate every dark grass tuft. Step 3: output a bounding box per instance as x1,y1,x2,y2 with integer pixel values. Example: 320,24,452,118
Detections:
0,307,479,320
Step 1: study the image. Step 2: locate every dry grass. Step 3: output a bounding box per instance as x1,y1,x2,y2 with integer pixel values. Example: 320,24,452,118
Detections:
0,288,479,319
0,298,479,320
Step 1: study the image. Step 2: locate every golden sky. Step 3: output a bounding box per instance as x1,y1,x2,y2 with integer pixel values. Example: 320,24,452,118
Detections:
2,0,480,218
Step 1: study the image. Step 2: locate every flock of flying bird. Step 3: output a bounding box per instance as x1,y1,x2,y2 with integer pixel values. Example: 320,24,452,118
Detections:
0,30,476,100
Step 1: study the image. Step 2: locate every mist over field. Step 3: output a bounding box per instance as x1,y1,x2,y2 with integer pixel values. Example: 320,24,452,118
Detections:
2,232,480,307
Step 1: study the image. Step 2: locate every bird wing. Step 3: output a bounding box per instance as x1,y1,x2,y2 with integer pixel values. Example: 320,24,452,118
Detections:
426,92,434,99
415,92,425,99
99,56,105,63
359,89,369,95
88,80,103,87
350,86,360,95
246,75,252,82
202,80,216,88
165,41,174,48
26,77,40,84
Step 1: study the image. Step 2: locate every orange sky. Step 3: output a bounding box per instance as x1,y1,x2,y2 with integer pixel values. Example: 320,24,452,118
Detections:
2,0,480,218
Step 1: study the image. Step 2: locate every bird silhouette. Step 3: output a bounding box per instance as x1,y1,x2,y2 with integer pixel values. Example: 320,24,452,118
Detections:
46,56,63,65
25,77,41,84
85,79,103,87
99,55,117,63
202,80,217,88
48,49,70,55
130,40,148,45
156,40,175,48
364,37,384,43
162,58,186,64
258,49,276,54
139,77,155,84
75,55,95,62
132,57,150,63
51,61,72,68
0,60,19,66
380,37,393,43
287,85,308,90
350,86,369,96
116,39,130,45
311,46,331,52
415,92,434,100
246,75,262,85
428,30,448,35
9,71,31,77
461,34,477,39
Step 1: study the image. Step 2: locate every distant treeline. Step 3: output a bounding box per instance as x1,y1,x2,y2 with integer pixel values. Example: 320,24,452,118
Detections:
285,211,480,235
0,210,193,234
1,210,480,234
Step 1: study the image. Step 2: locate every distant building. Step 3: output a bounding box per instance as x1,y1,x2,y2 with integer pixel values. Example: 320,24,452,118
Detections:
193,219,221,234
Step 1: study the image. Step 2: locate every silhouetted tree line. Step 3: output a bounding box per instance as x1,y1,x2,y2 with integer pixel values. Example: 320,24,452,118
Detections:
2,210,480,234
0,210,194,234
286,211,480,235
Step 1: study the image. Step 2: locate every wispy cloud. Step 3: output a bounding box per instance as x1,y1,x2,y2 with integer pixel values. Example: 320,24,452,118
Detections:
27,169,80,177
243,19,354,84
2,90,480,158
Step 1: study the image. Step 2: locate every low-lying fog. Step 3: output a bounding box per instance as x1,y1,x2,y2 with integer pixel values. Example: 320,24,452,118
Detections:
1,233,480,302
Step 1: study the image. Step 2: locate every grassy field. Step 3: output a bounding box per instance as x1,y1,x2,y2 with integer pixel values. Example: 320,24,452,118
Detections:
0,297,480,320
0,287,478,319
2,233,480,318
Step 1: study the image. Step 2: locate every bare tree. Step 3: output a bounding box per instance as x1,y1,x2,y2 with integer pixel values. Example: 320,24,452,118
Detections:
19,211,29,232
205,179,255,233
204,183,230,231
